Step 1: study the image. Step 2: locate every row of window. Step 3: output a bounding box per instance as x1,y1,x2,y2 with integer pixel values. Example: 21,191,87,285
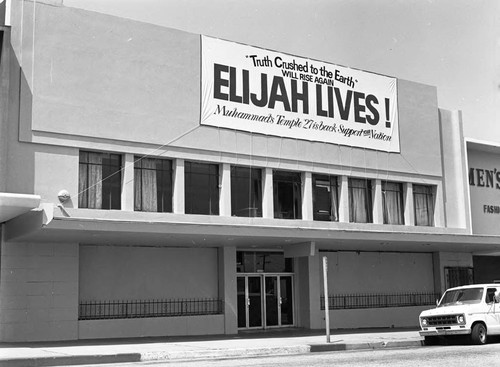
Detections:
78,151,435,226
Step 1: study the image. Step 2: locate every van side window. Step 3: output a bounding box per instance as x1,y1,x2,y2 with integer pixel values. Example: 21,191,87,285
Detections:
486,288,498,303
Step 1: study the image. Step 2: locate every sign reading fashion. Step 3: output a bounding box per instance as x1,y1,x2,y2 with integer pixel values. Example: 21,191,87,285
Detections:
201,36,400,152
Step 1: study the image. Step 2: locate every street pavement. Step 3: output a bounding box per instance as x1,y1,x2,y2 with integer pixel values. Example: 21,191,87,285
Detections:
0,328,424,366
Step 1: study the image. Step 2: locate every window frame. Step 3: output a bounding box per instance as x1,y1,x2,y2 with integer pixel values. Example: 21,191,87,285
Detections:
184,161,220,215
382,181,404,225
230,165,263,217
273,170,302,220
413,184,435,226
348,177,373,223
78,151,122,210
312,174,339,222
134,157,173,213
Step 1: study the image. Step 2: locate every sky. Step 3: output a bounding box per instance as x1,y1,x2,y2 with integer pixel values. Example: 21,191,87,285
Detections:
64,0,500,144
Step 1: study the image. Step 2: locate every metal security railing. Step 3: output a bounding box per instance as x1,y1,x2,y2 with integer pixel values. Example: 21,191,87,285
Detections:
79,298,224,320
320,292,440,310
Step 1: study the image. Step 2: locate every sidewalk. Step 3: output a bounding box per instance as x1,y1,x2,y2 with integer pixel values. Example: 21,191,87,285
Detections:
0,328,424,366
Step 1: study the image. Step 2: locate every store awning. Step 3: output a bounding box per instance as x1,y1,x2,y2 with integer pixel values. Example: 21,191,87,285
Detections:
0,193,41,223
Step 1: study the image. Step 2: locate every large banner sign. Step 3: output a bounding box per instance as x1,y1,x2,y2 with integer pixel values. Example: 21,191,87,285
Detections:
201,36,400,152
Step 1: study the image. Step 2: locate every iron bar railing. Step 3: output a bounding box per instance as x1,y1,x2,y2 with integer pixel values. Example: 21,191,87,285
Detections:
320,292,440,310
79,298,224,320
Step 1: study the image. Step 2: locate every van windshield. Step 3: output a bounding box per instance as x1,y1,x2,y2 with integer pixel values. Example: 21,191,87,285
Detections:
439,287,484,307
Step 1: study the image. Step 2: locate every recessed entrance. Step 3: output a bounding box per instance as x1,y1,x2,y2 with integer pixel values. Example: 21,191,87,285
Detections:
236,251,294,330
237,274,294,329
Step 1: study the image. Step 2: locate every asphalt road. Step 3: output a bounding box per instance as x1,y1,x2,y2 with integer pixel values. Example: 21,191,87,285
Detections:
63,343,500,367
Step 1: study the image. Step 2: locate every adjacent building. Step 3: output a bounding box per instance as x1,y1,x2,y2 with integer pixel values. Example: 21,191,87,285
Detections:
0,1,499,342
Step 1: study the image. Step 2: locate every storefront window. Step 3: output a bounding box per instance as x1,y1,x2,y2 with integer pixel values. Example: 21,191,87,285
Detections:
382,181,404,225
413,184,434,226
78,151,122,209
348,178,373,223
134,157,172,212
185,161,219,215
231,166,262,217
273,170,302,219
313,174,339,221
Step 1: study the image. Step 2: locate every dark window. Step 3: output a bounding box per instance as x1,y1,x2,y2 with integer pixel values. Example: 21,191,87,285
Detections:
78,151,121,209
236,251,293,273
0,31,3,62
134,157,172,212
185,161,219,215
413,184,434,226
273,170,302,219
313,174,339,221
348,178,373,223
445,267,474,289
382,181,404,225
231,166,262,217
486,288,499,304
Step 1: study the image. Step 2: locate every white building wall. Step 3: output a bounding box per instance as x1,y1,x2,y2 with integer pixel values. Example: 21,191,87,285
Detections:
0,241,79,342
320,251,434,294
79,245,219,300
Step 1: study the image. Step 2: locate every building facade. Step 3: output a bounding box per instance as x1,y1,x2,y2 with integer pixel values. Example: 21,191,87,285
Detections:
0,1,499,342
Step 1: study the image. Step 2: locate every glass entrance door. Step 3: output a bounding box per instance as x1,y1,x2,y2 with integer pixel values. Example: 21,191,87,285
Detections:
237,274,294,329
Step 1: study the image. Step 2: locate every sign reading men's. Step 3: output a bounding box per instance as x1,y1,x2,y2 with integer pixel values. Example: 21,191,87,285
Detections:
201,36,400,152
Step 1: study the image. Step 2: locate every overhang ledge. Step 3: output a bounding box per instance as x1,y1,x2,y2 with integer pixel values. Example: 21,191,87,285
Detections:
0,192,42,223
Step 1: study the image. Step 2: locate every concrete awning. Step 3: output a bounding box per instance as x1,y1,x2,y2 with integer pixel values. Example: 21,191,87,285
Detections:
0,193,41,223
4,206,500,255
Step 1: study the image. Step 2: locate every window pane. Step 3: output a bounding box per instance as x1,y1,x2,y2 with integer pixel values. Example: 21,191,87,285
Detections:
134,157,172,212
102,155,122,210
382,181,404,225
273,171,302,219
236,251,293,273
349,178,372,223
231,166,262,217
313,174,339,221
78,151,121,210
413,184,434,226
185,161,219,215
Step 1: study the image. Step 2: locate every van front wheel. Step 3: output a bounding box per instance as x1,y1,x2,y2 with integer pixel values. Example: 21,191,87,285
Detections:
471,323,487,345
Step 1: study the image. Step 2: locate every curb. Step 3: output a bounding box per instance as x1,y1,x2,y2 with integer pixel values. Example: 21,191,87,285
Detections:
0,353,141,367
310,340,424,352
0,340,424,366
141,345,312,362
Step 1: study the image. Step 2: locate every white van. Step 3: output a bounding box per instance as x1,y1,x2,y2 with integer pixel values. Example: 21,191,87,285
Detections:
419,284,500,345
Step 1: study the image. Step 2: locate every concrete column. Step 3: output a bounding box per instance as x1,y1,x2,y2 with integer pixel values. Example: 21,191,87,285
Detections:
218,246,237,334
438,109,468,230
373,179,383,224
262,168,274,219
338,176,349,222
173,158,185,214
297,250,322,329
404,183,415,226
219,163,231,217
302,172,313,221
121,153,135,211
